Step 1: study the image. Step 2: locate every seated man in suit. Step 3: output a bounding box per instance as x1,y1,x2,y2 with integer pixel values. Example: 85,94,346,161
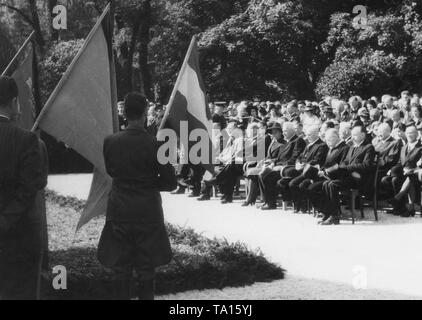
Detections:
258,122,306,210
320,125,376,225
372,122,402,176
302,128,349,221
277,125,328,213
242,122,284,206
197,121,245,203
381,124,422,217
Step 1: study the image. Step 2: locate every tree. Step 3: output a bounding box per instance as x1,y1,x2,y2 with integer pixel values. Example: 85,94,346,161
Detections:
316,1,422,98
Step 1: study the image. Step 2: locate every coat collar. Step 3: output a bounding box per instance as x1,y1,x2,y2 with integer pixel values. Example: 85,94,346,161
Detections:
349,142,369,161
125,124,146,133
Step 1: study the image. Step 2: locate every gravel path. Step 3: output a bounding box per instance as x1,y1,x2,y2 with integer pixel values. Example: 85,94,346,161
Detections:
159,277,418,300
48,174,422,300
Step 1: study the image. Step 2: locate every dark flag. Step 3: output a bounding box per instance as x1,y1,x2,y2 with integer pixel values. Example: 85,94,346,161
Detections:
32,3,118,230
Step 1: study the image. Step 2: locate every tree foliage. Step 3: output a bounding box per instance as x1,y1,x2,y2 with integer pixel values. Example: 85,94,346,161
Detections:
2,0,422,104
316,1,422,98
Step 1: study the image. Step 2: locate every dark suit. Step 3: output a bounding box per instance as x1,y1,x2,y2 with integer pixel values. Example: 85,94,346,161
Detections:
258,135,306,207
380,141,422,212
98,125,177,279
0,117,43,300
373,136,401,172
322,142,376,217
304,141,350,213
278,139,328,204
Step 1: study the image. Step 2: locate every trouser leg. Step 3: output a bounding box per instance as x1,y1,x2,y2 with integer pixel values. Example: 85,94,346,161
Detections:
259,171,280,207
135,267,155,301
308,181,325,212
111,267,133,300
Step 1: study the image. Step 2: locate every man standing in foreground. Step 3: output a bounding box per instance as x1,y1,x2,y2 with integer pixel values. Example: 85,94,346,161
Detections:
0,76,43,299
98,92,177,300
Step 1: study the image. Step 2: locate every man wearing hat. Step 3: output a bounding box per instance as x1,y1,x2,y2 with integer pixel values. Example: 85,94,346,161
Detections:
242,122,284,206
212,103,227,130
0,76,43,299
302,104,321,128
321,105,336,123
259,122,306,210
358,108,371,128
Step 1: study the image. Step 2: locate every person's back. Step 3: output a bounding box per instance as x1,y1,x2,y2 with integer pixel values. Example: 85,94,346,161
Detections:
104,124,175,223
98,92,176,300
0,76,43,300
0,120,42,219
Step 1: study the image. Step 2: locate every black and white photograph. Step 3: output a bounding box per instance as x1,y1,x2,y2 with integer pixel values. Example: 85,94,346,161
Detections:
1,0,422,305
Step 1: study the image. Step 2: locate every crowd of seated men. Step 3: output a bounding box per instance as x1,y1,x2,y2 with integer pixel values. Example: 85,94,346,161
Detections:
171,92,422,225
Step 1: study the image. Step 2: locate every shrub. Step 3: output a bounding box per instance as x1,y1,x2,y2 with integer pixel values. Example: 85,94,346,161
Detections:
315,56,396,100
43,190,285,299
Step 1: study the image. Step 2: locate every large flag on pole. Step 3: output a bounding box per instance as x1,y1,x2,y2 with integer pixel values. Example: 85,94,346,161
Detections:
32,3,118,230
158,36,214,174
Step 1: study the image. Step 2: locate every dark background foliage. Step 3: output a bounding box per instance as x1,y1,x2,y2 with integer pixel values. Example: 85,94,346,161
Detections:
1,0,422,171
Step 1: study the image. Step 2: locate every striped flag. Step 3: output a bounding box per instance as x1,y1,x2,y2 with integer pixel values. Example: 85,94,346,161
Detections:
159,36,214,174
33,4,118,230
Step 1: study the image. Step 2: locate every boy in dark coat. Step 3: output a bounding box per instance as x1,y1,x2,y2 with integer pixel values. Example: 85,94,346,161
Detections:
98,92,177,300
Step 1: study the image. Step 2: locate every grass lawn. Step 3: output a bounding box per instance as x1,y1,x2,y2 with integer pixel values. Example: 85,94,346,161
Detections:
42,190,284,300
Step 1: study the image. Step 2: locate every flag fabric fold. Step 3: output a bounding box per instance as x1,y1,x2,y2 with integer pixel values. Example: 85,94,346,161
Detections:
159,36,215,174
33,4,117,230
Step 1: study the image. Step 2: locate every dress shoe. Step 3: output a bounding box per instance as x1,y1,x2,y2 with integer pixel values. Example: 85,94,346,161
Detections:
317,215,329,224
171,187,186,195
241,201,255,207
261,204,277,211
401,211,415,218
221,198,233,204
320,216,340,225
197,195,211,201
256,203,266,209
188,192,200,198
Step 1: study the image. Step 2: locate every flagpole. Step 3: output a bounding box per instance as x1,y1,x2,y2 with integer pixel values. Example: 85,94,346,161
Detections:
31,3,111,132
158,35,198,132
1,31,35,76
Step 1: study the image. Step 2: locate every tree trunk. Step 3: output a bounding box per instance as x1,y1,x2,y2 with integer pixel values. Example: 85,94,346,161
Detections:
0,27,16,73
127,20,141,92
28,0,45,49
48,0,58,42
137,0,152,100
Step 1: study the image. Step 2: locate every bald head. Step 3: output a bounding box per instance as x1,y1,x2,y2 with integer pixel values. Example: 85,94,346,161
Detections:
325,128,340,149
283,122,295,140
377,123,391,140
305,125,320,143
406,125,418,143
